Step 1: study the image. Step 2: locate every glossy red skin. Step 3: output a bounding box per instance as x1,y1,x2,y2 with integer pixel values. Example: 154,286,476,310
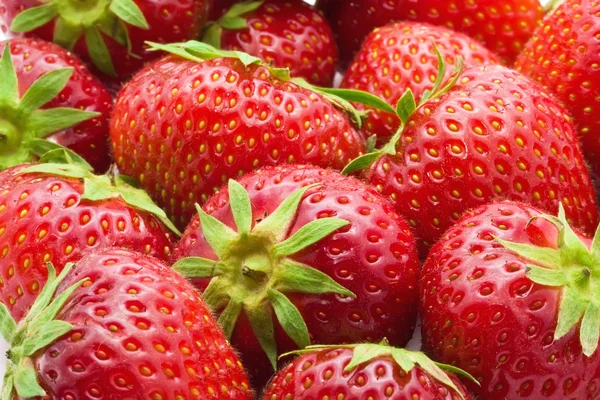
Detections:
342,22,500,143
0,38,113,172
0,2,21,40
263,347,473,400
219,0,338,86
111,56,366,229
9,0,209,87
420,201,600,399
0,165,175,322
516,0,600,185
173,164,420,389
31,248,253,399
363,65,599,257
320,0,544,67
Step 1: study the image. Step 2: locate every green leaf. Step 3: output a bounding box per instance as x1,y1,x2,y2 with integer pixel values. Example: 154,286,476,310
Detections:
298,83,396,115
18,162,90,180
270,67,291,81
18,68,74,115
10,5,57,33
344,343,391,372
365,134,377,153
228,180,252,235
421,44,447,104
268,289,310,349
26,108,100,139
556,203,590,260
271,218,349,259
221,1,264,20
1,372,14,400
13,358,45,398
81,175,114,201
22,320,72,356
24,263,61,323
391,348,415,372
217,298,243,339
0,302,17,343
525,265,569,287
495,237,561,269
196,203,238,258
435,362,479,385
407,351,468,400
53,19,83,51
580,301,600,357
201,278,231,311
218,17,248,30
202,24,223,48
0,45,19,108
395,89,417,125
145,41,206,63
435,57,464,100
590,221,600,260
276,259,355,298
184,41,262,66
246,303,278,370
35,277,88,326
84,27,116,77
555,286,587,340
341,150,383,175
29,139,93,171
172,257,220,278
110,0,149,29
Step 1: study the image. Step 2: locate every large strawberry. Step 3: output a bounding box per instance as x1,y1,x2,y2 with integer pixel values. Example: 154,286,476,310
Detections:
516,0,600,184
0,157,178,322
0,38,113,172
111,42,372,228
320,0,544,66
341,22,500,143
264,342,475,400
420,201,600,399
172,164,420,389
0,248,254,399
345,63,599,256
203,0,338,86
6,0,210,87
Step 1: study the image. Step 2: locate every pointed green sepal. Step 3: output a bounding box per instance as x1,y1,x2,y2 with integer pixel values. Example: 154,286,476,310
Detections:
0,303,17,343
53,19,83,51
228,179,253,235
276,259,355,298
13,358,45,398
268,289,310,349
9,5,57,33
246,304,278,370
396,89,417,125
217,299,244,339
196,203,238,258
22,320,72,356
271,218,349,259
27,108,101,139
85,27,116,77
172,257,221,278
18,68,74,115
30,139,94,171
0,45,19,108
110,0,149,29
494,237,561,269
581,301,600,356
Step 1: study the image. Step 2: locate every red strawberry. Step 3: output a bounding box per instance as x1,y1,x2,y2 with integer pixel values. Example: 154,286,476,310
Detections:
320,0,544,66
0,38,113,172
341,22,500,143
204,0,338,86
420,201,600,399
263,342,475,400
110,43,367,228
516,0,600,185
346,64,599,256
172,164,420,389
0,160,178,322
6,0,210,87
0,247,254,399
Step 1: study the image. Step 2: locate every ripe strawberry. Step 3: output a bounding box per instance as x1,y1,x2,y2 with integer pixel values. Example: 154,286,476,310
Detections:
341,22,500,143
0,160,178,322
347,64,599,256
172,164,420,389
0,248,254,399
516,0,600,184
6,0,210,87
320,0,544,66
0,38,113,172
263,342,475,400
111,43,367,228
420,201,600,399
204,0,338,86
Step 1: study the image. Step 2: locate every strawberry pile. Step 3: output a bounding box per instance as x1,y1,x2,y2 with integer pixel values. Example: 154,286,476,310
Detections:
0,0,599,399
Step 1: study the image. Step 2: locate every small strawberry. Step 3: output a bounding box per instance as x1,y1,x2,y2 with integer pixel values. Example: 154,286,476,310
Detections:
0,38,113,172
341,22,500,143
111,42,372,228
264,342,475,400
172,164,420,389
516,0,600,185
203,0,338,86
6,0,210,87
0,157,179,322
344,63,599,256
420,201,600,399
0,248,254,399
320,0,544,66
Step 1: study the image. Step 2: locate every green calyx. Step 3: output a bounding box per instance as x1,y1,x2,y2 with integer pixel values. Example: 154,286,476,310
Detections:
0,45,99,170
202,1,265,49
10,0,149,76
173,180,356,369
282,340,478,400
0,262,89,400
496,204,600,357
18,159,181,236
545,0,564,12
342,46,465,175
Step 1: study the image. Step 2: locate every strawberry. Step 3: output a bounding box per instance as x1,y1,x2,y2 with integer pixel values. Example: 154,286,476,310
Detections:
6,0,210,87
263,342,475,400
172,164,420,389
0,247,254,399
0,38,113,172
420,201,600,399
341,22,500,143
0,158,179,322
203,0,338,86
516,0,600,185
344,63,599,257
110,43,370,228
320,0,544,66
